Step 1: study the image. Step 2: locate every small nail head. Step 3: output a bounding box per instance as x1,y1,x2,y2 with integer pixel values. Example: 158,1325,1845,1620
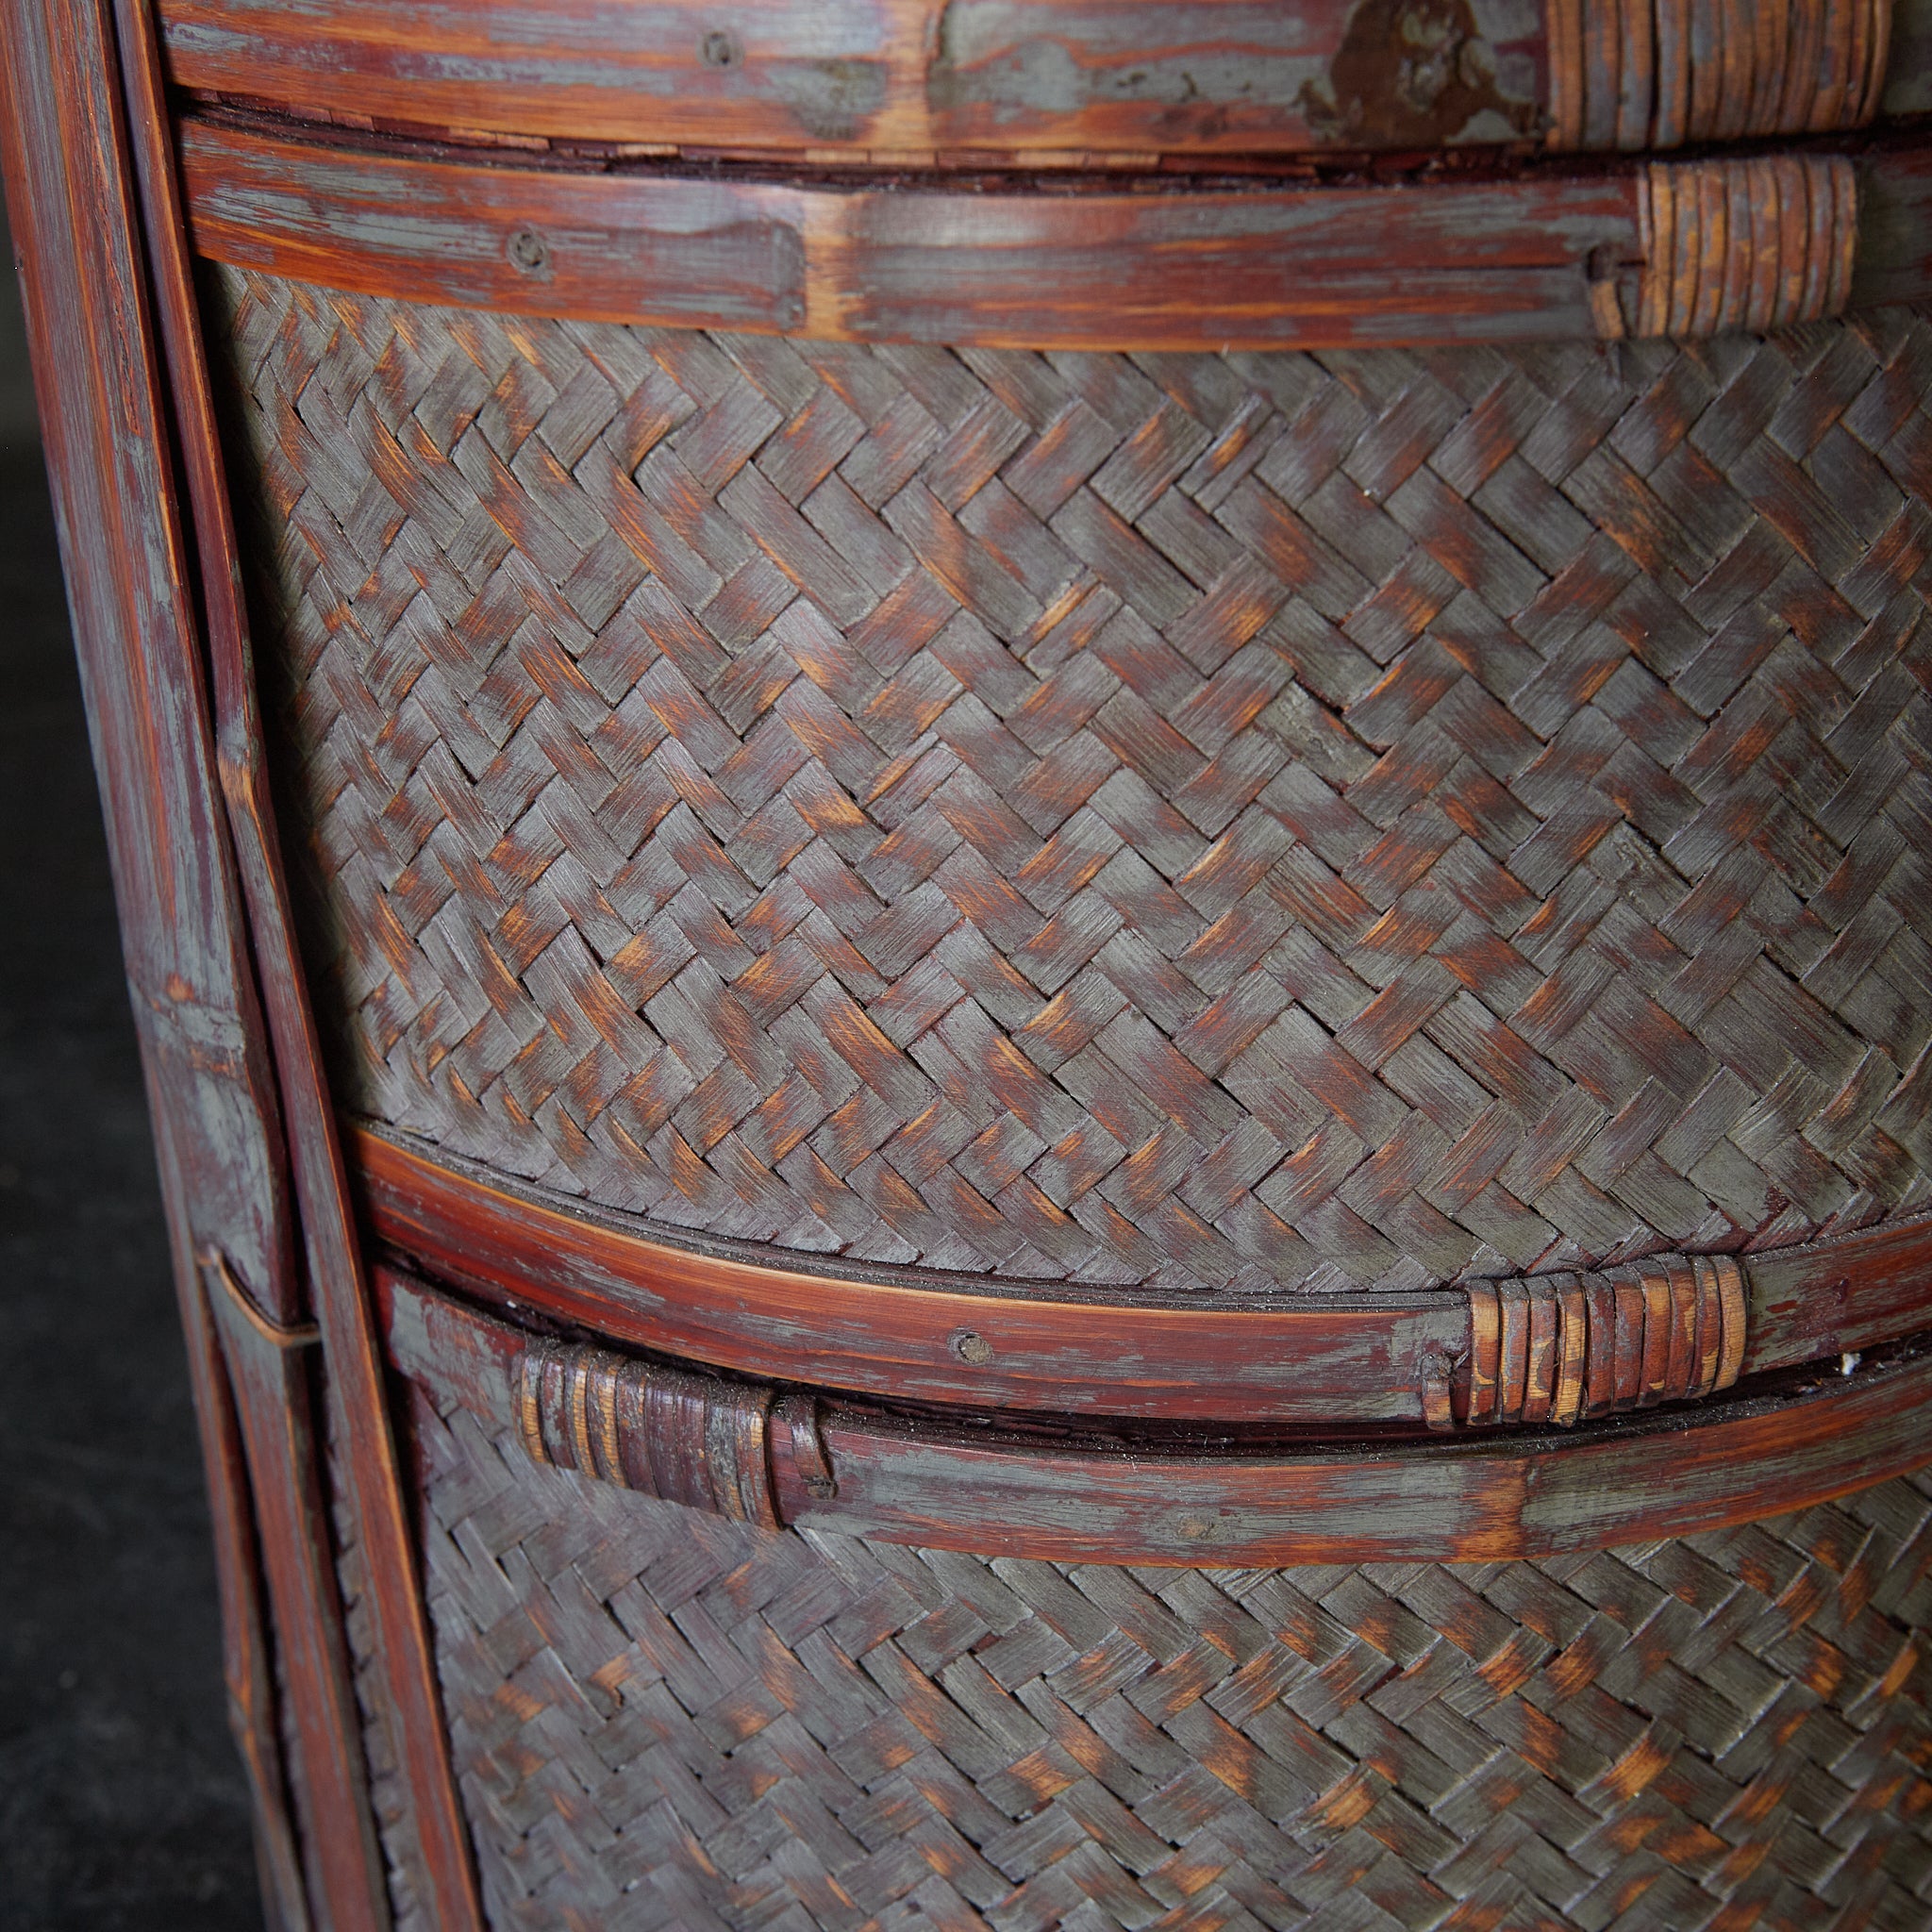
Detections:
507,227,552,276
953,1330,994,1366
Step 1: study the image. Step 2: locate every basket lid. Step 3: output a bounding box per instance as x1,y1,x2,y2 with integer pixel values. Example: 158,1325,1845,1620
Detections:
163,0,1910,164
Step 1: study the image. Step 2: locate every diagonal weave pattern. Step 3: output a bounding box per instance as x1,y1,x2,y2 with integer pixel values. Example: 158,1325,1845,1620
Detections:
406,1381,1932,1932
211,269,1932,1295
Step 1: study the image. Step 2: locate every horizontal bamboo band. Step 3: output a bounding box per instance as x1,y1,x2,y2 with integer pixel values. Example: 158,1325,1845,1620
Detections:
518,1263,1749,1492
384,1266,1932,1564
356,1126,1470,1426
178,112,1932,351
1548,0,1892,151
158,0,1893,161
356,1126,1932,1428
519,1262,1753,1450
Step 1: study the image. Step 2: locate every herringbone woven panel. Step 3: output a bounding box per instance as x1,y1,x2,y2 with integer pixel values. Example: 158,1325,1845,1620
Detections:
211,269,1932,1294
402,1381,1932,1932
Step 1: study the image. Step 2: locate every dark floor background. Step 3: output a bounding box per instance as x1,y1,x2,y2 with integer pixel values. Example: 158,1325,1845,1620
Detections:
0,213,265,1924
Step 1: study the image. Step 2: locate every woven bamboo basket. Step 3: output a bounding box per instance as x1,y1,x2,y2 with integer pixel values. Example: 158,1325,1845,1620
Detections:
8,0,1932,1927
228,267,1932,1932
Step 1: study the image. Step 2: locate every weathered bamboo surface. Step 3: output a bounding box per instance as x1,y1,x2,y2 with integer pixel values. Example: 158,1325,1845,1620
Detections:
179,113,1932,350
20,0,1932,1924
159,0,1907,159
383,1265,1932,1562
0,1,407,1923
178,112,1637,350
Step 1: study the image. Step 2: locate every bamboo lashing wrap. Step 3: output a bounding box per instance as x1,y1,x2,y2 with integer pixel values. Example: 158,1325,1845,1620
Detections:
517,1337,782,1526
1447,1253,1746,1429
1547,0,1892,150
1609,156,1861,340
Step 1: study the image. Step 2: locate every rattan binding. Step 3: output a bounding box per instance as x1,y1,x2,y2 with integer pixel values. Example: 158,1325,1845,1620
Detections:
1457,1253,1747,1428
1547,0,1893,151
517,1337,784,1524
211,271,1932,1301
1621,157,1859,341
